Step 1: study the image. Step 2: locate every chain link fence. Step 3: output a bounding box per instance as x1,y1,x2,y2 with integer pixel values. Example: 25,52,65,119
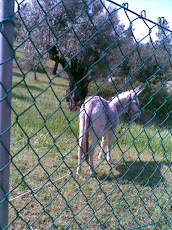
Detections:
0,0,172,229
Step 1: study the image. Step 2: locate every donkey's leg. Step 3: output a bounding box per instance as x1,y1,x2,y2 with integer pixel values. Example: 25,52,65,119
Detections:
98,136,106,159
77,145,82,174
107,132,113,164
89,135,98,174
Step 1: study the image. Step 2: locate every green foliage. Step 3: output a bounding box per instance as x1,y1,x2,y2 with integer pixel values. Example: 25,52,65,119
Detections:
15,0,122,67
89,81,116,98
140,81,172,125
14,1,172,112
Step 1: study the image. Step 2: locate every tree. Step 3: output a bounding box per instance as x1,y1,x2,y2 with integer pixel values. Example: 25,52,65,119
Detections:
15,0,124,109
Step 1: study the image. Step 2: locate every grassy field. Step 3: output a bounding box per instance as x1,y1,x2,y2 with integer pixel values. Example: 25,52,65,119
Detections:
9,69,172,229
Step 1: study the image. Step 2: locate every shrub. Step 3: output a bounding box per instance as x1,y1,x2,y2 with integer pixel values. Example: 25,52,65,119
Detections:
140,82,172,126
88,81,116,99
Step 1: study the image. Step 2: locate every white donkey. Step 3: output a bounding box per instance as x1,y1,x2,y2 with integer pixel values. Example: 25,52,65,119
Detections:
77,86,144,174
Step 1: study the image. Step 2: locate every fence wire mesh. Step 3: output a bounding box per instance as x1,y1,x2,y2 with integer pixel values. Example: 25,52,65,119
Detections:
0,0,172,229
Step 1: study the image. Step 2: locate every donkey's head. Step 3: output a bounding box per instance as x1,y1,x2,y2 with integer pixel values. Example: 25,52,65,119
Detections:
126,86,144,121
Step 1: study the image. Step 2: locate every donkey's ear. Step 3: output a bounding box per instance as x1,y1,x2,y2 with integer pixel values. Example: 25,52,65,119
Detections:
134,85,145,96
130,86,144,98
136,86,145,96
134,86,141,94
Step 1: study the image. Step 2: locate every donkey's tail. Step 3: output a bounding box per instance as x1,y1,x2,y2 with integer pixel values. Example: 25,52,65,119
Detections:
79,107,91,165
83,112,90,165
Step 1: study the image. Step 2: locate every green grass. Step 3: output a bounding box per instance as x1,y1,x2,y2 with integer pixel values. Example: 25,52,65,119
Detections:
8,69,172,229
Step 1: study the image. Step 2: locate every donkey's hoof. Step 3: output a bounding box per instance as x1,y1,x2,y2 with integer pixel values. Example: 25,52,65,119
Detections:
90,169,96,175
98,153,103,159
108,159,113,164
76,168,81,174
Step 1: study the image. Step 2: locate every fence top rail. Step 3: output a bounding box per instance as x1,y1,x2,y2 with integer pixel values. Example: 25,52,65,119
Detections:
107,0,172,33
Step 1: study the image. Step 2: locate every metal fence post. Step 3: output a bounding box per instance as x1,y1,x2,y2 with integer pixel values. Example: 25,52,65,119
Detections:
0,0,15,229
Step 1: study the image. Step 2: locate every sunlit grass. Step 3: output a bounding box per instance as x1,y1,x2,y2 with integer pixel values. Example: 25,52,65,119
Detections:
9,69,172,229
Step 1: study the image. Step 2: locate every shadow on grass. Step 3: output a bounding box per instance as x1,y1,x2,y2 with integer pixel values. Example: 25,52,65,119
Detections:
97,160,167,188
23,84,42,92
13,83,43,93
13,71,24,78
41,79,68,88
12,92,33,103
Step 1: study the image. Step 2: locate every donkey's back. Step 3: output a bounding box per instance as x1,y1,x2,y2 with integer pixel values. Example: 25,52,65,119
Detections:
77,96,118,174
80,96,118,136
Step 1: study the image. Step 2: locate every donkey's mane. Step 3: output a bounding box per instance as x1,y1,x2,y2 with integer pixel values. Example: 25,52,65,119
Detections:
110,90,131,103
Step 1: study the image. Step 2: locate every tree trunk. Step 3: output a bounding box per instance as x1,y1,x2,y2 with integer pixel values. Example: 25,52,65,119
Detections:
52,61,58,75
34,66,38,81
48,45,91,110
65,59,91,110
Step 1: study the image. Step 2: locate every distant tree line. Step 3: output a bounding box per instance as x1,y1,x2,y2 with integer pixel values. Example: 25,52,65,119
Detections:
15,0,172,110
